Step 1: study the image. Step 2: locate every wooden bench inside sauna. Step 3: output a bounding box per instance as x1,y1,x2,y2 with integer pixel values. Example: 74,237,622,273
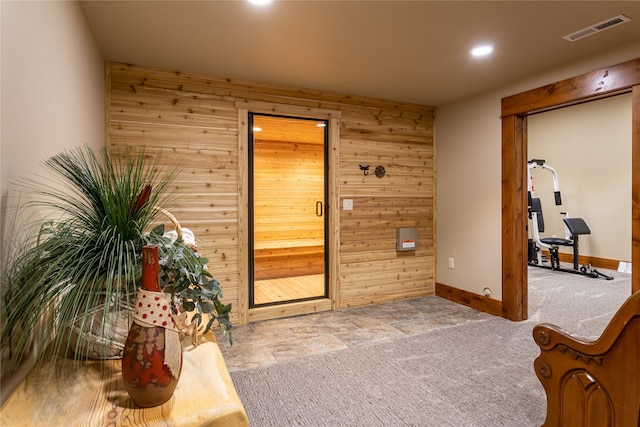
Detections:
532,291,640,427
253,239,324,280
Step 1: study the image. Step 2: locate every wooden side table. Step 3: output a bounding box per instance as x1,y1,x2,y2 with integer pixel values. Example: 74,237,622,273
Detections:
1,336,248,427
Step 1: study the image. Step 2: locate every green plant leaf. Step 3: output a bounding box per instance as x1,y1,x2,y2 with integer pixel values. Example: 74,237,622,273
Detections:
150,224,165,236
200,301,216,313
182,301,196,312
190,312,202,326
1,145,185,373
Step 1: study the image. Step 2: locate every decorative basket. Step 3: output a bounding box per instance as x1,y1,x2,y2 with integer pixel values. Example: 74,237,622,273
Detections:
155,206,196,250
66,292,134,359
154,207,184,242
67,208,185,359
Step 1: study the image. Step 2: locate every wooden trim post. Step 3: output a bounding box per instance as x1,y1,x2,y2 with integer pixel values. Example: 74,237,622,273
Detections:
501,114,528,321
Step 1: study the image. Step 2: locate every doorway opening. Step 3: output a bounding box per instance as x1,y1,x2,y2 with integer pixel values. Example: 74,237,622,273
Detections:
526,94,631,278
248,113,329,307
500,58,640,322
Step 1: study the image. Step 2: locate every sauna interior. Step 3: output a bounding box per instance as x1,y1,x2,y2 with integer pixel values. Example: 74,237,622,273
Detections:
250,114,328,306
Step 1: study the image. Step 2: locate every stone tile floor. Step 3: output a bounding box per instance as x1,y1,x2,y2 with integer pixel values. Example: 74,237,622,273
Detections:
216,295,493,372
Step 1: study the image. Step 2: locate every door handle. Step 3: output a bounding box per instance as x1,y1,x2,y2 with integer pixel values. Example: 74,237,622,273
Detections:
316,201,323,217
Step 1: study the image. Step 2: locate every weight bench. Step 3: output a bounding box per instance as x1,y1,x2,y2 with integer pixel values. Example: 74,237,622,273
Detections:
528,198,612,279
529,197,590,271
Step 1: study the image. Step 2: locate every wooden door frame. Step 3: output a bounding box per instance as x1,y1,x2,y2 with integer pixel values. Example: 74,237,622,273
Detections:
236,100,341,324
501,57,640,321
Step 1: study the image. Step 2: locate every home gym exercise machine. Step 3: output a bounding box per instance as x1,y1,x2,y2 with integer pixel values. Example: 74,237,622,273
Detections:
527,159,613,280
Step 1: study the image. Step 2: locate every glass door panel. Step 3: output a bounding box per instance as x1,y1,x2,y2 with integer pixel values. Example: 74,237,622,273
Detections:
249,114,328,307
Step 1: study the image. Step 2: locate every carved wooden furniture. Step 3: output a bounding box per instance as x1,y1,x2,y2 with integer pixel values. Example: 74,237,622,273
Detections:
532,291,640,426
0,335,248,426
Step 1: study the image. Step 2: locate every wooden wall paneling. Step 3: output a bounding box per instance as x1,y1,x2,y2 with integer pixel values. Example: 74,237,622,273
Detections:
108,66,243,325
252,115,326,144
328,117,341,310
105,64,111,148
337,103,435,309
340,132,433,291
111,63,429,115
107,62,435,325
107,122,240,268
237,109,249,324
235,100,343,121
253,138,325,280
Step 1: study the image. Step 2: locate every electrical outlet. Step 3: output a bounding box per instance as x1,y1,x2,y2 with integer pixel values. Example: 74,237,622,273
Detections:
343,199,353,211
448,257,454,269
618,261,632,273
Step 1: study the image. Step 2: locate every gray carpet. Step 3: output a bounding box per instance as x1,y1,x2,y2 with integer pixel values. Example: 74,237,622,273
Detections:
230,265,631,426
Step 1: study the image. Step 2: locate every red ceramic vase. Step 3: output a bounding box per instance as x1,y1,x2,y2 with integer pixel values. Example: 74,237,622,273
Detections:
122,245,183,408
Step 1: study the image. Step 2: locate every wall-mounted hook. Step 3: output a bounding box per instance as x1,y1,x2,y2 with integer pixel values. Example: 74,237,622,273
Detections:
359,164,370,176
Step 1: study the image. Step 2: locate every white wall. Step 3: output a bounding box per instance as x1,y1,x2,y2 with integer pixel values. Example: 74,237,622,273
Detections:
528,94,631,262
1,0,104,254
0,0,104,201
0,0,104,404
436,39,640,301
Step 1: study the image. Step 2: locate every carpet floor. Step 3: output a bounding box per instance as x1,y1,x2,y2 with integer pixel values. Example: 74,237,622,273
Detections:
229,265,631,426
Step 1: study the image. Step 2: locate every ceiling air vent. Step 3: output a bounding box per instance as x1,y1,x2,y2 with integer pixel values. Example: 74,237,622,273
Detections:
562,14,631,42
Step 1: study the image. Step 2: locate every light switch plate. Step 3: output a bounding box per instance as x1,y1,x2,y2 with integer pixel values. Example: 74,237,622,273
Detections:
343,199,353,210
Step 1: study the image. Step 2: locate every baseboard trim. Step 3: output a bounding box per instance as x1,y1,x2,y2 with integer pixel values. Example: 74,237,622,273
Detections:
541,251,622,270
437,254,622,320
435,282,502,317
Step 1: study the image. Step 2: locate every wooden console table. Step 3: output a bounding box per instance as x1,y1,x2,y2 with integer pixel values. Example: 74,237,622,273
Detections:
0,335,248,427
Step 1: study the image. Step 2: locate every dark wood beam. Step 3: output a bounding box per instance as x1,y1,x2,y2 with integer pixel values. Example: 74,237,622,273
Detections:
502,58,640,117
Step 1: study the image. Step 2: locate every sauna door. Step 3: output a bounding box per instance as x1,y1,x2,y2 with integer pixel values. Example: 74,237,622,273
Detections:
249,113,328,307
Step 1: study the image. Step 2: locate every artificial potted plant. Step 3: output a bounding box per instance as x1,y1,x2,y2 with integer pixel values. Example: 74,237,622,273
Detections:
1,145,231,374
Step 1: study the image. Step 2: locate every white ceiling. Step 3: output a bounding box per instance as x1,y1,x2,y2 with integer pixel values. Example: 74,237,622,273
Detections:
81,1,640,107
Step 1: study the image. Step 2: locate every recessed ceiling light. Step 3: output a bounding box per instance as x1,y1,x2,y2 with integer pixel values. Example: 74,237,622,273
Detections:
470,45,494,57
247,0,273,5
253,127,262,132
